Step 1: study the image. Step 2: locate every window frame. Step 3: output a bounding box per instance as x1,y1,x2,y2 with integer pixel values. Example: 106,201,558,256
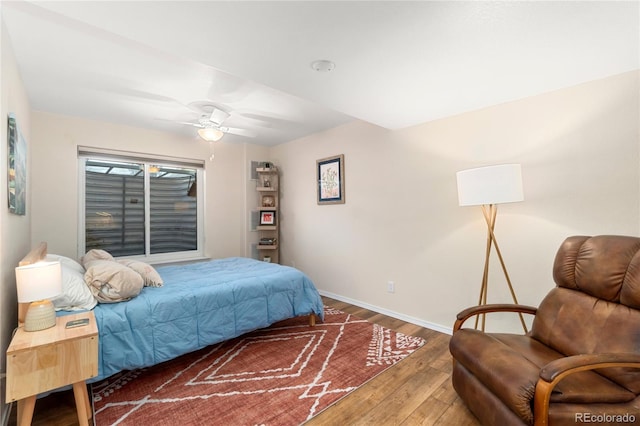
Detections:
78,150,206,263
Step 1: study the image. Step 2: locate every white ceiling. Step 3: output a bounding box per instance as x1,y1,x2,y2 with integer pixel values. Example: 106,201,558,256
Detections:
2,1,638,146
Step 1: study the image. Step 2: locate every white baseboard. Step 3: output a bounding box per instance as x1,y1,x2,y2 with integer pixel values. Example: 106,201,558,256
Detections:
318,290,453,335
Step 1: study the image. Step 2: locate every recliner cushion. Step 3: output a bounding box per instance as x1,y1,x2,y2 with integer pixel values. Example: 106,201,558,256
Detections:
531,287,640,393
450,329,538,424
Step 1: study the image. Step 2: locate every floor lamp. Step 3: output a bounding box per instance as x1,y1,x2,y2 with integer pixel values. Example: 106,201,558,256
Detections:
456,164,528,332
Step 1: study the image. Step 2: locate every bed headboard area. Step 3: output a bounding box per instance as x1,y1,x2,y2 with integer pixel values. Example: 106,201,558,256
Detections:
18,241,47,266
17,242,48,325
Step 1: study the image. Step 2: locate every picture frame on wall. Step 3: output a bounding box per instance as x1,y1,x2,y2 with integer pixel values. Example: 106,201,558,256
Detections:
317,154,345,205
7,113,26,215
259,210,276,226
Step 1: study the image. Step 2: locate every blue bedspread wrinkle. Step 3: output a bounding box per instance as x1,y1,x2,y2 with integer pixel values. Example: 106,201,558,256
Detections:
91,257,324,382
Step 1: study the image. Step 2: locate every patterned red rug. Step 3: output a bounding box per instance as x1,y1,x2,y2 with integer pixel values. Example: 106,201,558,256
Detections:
91,306,425,425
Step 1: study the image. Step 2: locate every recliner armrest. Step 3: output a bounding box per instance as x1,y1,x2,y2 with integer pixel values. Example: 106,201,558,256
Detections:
540,352,640,382
534,353,640,426
454,304,538,332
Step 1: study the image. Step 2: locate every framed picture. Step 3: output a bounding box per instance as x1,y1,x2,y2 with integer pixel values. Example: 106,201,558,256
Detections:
261,195,276,208
259,210,276,226
317,154,345,205
7,114,26,215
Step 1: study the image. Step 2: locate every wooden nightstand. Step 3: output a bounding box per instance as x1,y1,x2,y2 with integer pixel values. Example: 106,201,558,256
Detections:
6,311,98,426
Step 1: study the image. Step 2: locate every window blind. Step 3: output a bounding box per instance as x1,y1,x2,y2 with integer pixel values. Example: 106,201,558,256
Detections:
84,157,199,257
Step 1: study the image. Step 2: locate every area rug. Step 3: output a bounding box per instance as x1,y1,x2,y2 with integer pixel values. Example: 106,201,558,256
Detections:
91,306,426,425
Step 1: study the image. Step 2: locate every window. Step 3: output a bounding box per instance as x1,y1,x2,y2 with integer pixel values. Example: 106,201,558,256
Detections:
78,150,204,262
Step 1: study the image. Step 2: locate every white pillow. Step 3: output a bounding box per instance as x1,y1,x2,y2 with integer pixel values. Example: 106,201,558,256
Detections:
49,262,97,311
46,253,85,275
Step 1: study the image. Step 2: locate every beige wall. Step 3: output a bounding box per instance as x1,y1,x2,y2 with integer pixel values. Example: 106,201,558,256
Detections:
271,70,640,333
1,21,32,423
30,112,250,260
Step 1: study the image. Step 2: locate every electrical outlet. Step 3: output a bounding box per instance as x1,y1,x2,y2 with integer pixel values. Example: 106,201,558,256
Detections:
387,281,395,293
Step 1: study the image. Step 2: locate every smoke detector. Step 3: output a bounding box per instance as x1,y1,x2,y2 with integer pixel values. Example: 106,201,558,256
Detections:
310,60,336,72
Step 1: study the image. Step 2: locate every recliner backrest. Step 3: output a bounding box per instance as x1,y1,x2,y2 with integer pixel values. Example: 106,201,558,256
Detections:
530,235,640,393
552,235,640,308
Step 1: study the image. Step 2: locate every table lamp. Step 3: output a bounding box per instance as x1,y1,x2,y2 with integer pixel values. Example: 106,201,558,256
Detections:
15,261,63,331
456,163,527,332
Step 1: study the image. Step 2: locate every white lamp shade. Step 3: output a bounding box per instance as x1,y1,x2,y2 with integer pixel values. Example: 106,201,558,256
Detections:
198,127,224,142
15,261,63,302
457,164,524,207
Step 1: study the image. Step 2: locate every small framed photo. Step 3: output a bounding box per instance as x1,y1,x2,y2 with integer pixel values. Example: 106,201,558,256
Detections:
317,154,345,205
261,195,275,208
259,210,276,226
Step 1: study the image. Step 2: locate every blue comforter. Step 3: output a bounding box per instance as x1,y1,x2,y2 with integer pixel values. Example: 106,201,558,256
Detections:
91,257,324,382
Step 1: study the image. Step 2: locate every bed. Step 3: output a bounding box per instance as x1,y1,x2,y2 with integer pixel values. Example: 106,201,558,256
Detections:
18,243,325,383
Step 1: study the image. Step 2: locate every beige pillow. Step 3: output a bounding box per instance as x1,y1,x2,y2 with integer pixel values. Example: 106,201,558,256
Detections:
117,259,164,287
81,249,114,267
84,259,143,303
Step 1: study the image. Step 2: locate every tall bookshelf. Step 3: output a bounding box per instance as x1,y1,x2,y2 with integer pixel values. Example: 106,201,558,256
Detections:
255,164,279,264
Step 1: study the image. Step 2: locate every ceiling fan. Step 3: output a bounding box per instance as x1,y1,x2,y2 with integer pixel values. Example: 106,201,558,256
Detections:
178,106,256,142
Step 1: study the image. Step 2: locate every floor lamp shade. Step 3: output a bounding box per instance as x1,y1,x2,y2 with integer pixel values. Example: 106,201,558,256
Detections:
456,164,524,206
15,261,63,331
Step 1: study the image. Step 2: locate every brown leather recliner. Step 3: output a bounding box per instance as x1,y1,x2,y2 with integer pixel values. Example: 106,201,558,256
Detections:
449,235,640,426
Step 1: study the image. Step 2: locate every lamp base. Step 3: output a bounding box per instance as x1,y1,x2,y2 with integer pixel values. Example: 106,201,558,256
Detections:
24,299,56,332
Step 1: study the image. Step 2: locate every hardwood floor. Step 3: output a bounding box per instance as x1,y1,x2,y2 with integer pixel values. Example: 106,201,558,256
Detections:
306,297,480,426
7,296,479,426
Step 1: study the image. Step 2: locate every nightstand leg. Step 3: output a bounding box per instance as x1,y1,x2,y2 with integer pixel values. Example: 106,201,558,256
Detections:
17,396,36,426
72,381,91,426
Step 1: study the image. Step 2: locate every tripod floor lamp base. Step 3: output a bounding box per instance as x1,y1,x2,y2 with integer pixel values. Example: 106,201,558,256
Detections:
476,204,528,333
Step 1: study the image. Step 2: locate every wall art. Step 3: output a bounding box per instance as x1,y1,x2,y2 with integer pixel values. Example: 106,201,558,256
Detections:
8,113,26,215
317,154,345,205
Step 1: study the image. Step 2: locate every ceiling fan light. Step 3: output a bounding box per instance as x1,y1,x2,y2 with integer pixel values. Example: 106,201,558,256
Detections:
198,127,224,142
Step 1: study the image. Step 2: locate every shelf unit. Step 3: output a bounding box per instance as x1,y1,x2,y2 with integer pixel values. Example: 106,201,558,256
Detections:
255,166,279,264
